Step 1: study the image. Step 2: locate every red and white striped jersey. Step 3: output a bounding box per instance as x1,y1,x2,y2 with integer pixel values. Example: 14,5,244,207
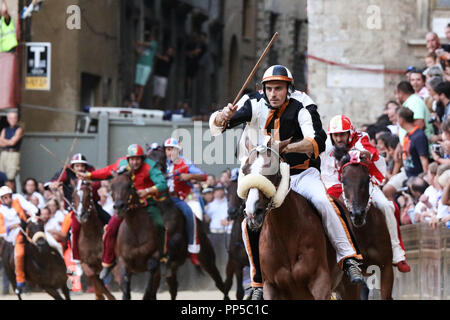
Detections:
321,131,387,194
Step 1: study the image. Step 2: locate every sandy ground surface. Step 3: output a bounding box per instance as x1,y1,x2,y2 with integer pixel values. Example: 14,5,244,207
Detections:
0,289,236,300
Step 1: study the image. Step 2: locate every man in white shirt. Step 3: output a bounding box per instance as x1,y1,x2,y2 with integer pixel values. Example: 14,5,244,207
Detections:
205,185,231,270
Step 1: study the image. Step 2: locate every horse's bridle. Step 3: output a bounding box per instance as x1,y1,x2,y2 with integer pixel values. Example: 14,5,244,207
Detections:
338,149,374,213
245,144,290,213
75,180,95,218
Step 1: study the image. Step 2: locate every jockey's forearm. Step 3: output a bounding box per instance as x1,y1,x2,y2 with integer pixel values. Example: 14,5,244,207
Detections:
186,173,207,181
286,139,314,155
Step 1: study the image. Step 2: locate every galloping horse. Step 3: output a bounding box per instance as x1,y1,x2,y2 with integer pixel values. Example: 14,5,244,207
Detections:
2,218,70,300
147,146,228,300
72,179,116,300
111,169,161,300
333,147,393,300
223,176,248,300
238,138,340,299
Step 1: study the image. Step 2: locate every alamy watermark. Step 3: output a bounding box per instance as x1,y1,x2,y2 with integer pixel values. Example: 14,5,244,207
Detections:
366,264,381,290
66,5,81,30
366,5,382,30
169,122,281,174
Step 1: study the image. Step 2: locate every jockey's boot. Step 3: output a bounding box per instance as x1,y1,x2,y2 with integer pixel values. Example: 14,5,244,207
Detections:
15,282,26,295
189,253,200,266
343,258,364,284
251,287,264,300
242,285,253,300
395,260,411,273
99,261,116,280
243,287,263,300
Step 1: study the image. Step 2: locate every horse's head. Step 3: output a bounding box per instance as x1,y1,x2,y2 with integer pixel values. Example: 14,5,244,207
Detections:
72,179,94,224
226,169,244,221
237,137,291,230
110,166,138,218
334,146,372,227
26,216,47,251
147,144,167,174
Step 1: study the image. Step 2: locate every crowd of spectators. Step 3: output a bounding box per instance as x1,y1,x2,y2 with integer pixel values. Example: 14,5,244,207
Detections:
358,27,450,230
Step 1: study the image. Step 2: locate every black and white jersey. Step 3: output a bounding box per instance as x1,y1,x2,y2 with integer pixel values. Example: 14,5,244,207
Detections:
209,90,323,170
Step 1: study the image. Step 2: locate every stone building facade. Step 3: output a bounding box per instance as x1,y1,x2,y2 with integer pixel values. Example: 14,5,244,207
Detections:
219,0,308,107
307,0,450,128
20,0,121,132
17,0,310,132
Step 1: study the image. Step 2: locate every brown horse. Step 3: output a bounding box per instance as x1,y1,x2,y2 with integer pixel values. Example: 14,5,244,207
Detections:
111,169,161,300
2,217,70,300
223,175,248,300
239,139,340,299
332,147,393,300
72,179,116,300
147,145,228,300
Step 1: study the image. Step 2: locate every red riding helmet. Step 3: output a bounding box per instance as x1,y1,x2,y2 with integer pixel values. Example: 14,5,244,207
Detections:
126,144,145,158
328,115,356,146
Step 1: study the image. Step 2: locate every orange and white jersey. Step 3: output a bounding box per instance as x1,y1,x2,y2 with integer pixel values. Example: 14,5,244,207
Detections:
12,193,38,216
0,199,28,243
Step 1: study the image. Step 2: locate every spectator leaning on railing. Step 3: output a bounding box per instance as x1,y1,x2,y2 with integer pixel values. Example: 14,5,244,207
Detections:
429,166,450,229
431,117,450,166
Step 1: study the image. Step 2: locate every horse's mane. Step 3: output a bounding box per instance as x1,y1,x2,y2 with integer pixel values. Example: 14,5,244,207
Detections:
333,145,350,164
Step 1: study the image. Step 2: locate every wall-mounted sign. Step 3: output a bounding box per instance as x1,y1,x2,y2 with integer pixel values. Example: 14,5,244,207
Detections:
25,42,51,90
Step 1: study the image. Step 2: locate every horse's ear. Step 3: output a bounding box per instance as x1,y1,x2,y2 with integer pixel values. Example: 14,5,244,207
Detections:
245,136,255,152
360,150,371,162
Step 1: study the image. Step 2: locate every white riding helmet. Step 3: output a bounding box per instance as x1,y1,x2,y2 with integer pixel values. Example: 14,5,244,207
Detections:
70,153,88,166
164,138,182,150
0,186,13,198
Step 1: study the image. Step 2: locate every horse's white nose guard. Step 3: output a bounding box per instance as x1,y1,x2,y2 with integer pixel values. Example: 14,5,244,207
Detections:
237,162,290,209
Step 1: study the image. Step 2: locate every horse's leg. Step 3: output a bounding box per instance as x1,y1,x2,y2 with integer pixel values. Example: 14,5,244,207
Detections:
91,274,116,300
166,261,180,300
222,257,234,300
97,276,116,300
120,269,132,300
198,239,225,295
89,275,106,300
263,282,278,300
61,283,71,300
143,257,160,300
380,265,394,300
42,287,64,300
335,276,361,300
308,267,332,300
235,265,244,300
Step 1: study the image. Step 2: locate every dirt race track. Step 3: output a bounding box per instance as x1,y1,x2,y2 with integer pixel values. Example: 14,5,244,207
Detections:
0,289,235,300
